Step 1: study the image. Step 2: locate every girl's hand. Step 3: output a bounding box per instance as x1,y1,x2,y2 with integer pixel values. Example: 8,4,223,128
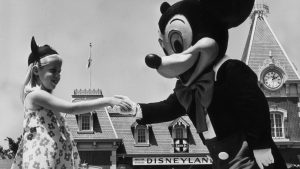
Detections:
111,95,133,112
253,148,274,169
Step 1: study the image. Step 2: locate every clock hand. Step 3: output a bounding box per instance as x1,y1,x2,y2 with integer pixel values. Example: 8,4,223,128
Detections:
272,74,276,80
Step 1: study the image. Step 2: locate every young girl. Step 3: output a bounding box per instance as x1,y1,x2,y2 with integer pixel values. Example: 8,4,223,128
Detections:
11,37,132,169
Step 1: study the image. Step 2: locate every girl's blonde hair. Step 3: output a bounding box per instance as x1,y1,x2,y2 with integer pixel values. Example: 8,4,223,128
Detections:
20,63,40,103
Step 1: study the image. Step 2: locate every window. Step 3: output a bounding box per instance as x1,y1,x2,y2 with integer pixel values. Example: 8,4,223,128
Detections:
132,122,150,146
175,126,184,139
269,106,289,141
81,114,91,130
137,128,146,143
169,118,189,139
270,113,284,138
78,113,94,133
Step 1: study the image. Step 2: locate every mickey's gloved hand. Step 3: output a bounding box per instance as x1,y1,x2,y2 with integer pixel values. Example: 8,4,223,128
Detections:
145,54,162,69
112,96,143,120
253,148,274,169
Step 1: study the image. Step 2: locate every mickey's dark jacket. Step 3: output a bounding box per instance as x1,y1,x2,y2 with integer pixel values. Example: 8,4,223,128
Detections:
139,59,273,151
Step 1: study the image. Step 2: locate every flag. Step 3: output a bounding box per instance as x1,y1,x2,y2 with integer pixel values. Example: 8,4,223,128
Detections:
87,56,92,68
87,43,92,68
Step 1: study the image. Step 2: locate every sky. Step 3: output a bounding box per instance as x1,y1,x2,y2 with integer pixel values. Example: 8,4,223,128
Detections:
0,0,299,148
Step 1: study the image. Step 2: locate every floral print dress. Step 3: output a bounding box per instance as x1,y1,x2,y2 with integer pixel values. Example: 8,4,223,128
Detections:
11,106,80,169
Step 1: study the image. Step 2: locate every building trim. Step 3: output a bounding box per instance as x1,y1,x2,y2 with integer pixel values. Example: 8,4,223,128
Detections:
105,107,119,139
117,153,211,158
245,13,258,65
275,141,300,148
269,106,287,118
75,138,123,142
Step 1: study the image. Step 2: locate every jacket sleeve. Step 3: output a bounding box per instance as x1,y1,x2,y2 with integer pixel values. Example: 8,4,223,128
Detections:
226,60,273,150
138,92,186,124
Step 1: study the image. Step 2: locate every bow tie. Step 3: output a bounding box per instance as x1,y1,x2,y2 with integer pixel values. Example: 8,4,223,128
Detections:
174,70,215,133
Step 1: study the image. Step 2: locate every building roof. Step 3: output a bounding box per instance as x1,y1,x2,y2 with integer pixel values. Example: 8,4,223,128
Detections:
65,108,118,140
66,89,208,155
241,7,300,80
109,111,209,156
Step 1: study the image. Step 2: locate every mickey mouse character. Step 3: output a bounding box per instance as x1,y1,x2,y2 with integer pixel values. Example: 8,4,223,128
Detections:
129,0,287,168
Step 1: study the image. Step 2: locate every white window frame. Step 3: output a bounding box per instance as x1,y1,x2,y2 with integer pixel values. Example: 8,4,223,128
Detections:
134,125,150,146
270,112,284,139
269,106,289,141
78,112,94,133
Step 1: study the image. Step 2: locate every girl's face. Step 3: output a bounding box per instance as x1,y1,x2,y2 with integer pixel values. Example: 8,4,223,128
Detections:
35,55,62,92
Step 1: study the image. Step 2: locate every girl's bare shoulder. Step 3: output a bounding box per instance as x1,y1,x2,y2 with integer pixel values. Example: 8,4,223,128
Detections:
24,90,50,110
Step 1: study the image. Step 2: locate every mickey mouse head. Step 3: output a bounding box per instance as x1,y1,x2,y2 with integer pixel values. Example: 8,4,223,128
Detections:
145,0,254,85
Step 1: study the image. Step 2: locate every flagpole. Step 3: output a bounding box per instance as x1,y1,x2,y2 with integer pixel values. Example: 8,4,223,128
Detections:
89,43,92,89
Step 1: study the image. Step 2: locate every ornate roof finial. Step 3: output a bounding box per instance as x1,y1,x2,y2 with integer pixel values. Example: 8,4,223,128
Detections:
269,50,275,64
252,0,269,18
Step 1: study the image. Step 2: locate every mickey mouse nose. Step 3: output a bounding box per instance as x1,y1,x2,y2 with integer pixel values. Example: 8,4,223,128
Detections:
145,54,162,69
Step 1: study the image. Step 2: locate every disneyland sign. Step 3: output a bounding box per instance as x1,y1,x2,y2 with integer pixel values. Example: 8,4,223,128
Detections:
133,156,212,165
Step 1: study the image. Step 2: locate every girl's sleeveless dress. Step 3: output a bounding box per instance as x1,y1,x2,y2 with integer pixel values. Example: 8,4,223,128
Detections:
11,93,80,168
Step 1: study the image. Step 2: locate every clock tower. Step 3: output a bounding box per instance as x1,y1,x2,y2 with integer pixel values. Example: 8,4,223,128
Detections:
241,0,300,166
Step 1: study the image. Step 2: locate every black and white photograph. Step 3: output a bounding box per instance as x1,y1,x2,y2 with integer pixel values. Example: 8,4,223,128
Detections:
0,0,300,169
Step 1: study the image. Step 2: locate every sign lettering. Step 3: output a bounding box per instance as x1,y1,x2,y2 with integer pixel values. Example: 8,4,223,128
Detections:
133,156,213,165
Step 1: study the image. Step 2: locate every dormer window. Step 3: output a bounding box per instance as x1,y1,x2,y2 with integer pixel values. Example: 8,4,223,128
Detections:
169,117,189,139
132,122,151,146
78,112,94,133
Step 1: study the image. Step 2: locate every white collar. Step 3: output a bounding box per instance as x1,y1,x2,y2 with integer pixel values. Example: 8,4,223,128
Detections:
213,55,230,80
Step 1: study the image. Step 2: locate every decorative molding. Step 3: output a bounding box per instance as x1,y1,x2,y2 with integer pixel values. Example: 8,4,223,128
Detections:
269,105,287,119
258,55,286,81
73,89,103,96
169,117,190,129
273,138,290,142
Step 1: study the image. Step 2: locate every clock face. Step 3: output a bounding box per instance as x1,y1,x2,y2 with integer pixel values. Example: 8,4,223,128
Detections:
263,71,283,89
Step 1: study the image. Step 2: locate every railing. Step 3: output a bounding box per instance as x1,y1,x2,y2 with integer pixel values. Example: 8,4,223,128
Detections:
73,89,103,96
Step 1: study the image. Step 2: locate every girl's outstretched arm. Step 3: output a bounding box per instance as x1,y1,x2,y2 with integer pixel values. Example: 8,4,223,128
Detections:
25,90,132,114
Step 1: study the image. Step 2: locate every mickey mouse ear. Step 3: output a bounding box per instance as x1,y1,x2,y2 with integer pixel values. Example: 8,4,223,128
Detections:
160,2,171,14
214,0,255,28
28,36,40,65
31,36,38,54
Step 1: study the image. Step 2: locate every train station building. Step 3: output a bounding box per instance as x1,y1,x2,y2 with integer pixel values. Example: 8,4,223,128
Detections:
65,1,300,169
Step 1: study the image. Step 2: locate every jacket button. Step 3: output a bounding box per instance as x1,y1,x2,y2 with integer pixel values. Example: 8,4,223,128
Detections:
218,152,229,160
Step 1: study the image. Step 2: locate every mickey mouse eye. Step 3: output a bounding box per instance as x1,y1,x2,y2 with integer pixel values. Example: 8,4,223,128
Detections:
169,31,183,53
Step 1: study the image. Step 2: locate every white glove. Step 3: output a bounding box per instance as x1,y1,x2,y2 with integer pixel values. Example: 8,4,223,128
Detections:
253,148,274,169
113,95,142,120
